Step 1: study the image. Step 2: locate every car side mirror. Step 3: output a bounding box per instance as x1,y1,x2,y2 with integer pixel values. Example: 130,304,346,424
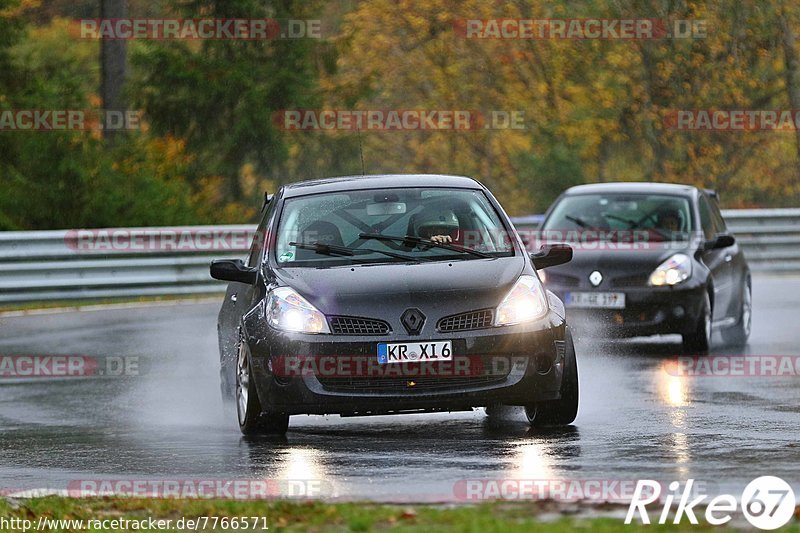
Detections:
530,243,573,269
705,234,735,250
210,259,258,284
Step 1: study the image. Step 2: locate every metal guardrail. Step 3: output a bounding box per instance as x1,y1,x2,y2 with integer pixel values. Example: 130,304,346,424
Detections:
0,226,253,304
0,209,796,305
719,208,800,270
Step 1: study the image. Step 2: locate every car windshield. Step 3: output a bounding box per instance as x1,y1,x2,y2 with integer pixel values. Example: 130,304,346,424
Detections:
541,193,693,242
273,187,514,266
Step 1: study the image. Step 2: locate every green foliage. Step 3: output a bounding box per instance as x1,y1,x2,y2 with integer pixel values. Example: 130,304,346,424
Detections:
0,17,233,230
2,0,800,230
517,142,585,213
128,0,326,202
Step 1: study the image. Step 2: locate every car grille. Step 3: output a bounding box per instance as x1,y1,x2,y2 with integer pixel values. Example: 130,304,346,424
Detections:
612,274,649,287
317,368,512,394
437,309,494,332
328,316,391,335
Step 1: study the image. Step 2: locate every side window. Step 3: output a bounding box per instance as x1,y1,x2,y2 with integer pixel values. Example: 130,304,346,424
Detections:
708,197,727,232
247,203,273,267
698,196,716,240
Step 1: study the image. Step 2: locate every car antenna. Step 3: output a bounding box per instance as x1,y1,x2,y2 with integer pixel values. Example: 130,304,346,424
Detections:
357,125,366,175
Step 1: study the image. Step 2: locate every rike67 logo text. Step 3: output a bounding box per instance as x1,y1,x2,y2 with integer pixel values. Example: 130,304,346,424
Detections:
626,476,795,530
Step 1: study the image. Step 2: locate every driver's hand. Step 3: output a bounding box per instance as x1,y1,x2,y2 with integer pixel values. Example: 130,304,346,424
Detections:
429,235,453,244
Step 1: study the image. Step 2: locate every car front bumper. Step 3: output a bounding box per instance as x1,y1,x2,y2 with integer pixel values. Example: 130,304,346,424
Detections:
244,311,568,416
546,282,706,338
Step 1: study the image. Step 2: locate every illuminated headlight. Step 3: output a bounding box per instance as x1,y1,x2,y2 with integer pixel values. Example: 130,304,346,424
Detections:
648,254,692,286
266,287,330,334
495,275,548,326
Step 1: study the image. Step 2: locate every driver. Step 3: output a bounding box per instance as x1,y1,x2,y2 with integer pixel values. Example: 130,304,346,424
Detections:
656,208,682,232
413,207,461,244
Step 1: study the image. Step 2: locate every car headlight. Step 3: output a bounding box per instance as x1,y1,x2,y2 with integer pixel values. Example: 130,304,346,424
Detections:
495,275,548,326
648,253,692,286
266,287,330,334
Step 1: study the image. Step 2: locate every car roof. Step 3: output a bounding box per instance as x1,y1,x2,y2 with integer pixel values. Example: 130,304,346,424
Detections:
280,174,482,198
562,182,698,197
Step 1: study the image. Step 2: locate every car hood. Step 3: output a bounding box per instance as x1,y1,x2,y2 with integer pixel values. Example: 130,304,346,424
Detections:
543,243,694,289
273,256,526,319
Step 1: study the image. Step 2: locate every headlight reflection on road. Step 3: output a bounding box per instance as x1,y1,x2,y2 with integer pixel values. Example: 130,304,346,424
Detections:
274,447,328,480
656,360,692,476
266,446,334,499
658,360,690,408
507,443,556,480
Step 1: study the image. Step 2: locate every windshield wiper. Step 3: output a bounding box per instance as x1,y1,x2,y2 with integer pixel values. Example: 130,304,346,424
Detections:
288,241,421,262
358,233,492,258
564,215,602,231
603,213,669,240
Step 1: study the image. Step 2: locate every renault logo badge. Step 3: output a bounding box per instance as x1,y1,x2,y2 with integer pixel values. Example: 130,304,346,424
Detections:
589,270,603,287
401,308,426,335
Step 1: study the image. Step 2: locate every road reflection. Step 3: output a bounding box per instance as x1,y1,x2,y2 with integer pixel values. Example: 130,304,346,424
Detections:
273,446,329,481
507,442,556,480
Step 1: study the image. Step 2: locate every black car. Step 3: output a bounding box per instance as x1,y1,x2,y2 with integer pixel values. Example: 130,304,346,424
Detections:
211,174,577,435
536,182,751,353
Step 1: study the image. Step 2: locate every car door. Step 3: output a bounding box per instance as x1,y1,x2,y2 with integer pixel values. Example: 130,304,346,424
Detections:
708,195,746,319
698,194,733,321
217,201,274,365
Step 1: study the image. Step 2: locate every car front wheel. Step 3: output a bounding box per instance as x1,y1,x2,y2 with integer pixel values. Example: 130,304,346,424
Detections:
682,292,712,354
236,333,289,436
721,279,751,347
526,328,578,427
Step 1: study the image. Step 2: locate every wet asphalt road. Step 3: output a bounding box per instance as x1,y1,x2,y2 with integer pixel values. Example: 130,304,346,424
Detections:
0,274,798,502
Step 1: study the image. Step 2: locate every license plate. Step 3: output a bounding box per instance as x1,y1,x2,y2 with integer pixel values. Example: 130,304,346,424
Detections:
565,291,626,309
377,341,452,364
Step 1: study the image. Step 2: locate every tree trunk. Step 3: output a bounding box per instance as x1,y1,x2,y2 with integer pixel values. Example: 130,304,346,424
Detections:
100,0,128,143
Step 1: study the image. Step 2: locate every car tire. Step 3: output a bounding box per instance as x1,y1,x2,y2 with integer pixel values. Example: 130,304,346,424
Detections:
526,328,578,427
682,292,712,354
721,278,751,347
235,334,289,436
